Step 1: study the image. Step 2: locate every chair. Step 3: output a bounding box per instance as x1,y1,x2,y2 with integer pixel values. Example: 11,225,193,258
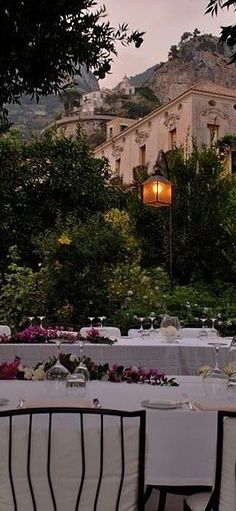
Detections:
80,326,121,339
0,325,11,336
0,406,146,511
184,410,236,510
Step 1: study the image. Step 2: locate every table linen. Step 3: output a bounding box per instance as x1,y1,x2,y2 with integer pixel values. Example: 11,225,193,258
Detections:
0,337,233,375
0,376,218,487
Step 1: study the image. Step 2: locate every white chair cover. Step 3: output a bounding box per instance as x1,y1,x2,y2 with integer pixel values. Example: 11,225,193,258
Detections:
186,414,236,511
80,326,121,339
0,408,145,511
0,325,11,336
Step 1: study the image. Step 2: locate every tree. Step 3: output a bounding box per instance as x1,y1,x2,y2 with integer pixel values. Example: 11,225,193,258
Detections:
168,147,236,284
0,128,122,269
168,45,179,60
206,1,236,61
0,0,144,130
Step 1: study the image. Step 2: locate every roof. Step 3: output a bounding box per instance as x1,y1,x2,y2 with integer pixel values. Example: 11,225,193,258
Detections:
189,82,236,98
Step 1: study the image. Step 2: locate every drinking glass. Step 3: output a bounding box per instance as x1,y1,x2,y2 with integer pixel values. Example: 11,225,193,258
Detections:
88,316,95,328
28,316,34,326
38,316,45,328
98,316,106,335
148,313,156,332
45,339,70,380
203,341,228,398
138,317,145,333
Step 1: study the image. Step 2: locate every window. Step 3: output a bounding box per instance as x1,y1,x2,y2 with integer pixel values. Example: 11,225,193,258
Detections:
109,127,113,138
139,145,146,165
207,124,219,146
231,151,236,174
115,158,121,174
169,128,177,149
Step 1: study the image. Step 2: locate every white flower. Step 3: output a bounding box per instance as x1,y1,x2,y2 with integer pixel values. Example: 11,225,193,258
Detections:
24,368,34,380
127,290,133,296
32,367,45,381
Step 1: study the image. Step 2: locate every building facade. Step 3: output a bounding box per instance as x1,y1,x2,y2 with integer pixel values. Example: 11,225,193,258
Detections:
94,83,236,183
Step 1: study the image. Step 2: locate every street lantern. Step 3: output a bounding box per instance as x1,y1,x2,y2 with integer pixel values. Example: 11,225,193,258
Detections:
142,175,173,207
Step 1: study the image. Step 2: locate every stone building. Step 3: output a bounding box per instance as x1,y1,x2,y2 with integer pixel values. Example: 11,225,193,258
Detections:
94,83,236,183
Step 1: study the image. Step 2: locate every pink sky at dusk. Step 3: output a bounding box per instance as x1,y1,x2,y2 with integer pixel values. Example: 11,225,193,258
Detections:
98,0,234,88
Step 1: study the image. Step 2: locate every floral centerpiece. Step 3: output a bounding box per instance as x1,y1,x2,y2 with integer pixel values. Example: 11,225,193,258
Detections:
0,326,77,344
0,354,178,386
80,328,115,345
160,325,179,341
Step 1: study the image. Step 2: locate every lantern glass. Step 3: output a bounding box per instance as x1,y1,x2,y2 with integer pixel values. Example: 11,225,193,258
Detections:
158,180,172,205
142,175,172,207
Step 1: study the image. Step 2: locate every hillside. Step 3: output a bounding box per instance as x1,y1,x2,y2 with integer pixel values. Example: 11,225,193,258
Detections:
7,67,99,138
129,32,236,103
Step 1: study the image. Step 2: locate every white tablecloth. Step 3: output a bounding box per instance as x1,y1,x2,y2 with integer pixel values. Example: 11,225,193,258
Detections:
0,376,223,487
0,337,233,375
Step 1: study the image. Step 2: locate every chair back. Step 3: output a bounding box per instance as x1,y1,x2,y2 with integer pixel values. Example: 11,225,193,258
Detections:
0,325,11,336
212,411,236,511
0,406,146,511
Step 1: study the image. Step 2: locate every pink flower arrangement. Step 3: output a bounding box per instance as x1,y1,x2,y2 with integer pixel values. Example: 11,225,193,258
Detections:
0,326,78,344
108,365,178,386
0,360,21,379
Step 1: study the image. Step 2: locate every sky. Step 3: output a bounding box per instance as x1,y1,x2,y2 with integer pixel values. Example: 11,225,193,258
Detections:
98,0,234,89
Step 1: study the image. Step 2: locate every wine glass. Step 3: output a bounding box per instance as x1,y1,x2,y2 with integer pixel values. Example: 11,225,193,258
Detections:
45,339,70,380
148,313,156,335
98,316,106,335
208,318,218,338
203,342,228,399
88,317,95,328
28,316,34,326
38,316,45,328
138,317,145,333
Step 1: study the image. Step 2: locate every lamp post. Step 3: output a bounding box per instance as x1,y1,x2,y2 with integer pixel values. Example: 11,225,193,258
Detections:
141,150,173,291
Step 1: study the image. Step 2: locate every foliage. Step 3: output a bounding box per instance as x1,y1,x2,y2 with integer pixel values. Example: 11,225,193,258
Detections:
0,0,144,129
167,147,236,284
205,1,236,61
0,248,46,329
0,129,116,268
136,87,160,104
33,213,135,324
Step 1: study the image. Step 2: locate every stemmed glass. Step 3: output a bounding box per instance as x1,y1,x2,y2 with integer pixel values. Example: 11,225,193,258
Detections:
98,316,106,328
98,316,106,335
203,340,228,398
38,316,45,328
88,317,95,328
45,339,70,380
198,317,208,338
148,313,156,334
138,317,145,333
28,316,34,326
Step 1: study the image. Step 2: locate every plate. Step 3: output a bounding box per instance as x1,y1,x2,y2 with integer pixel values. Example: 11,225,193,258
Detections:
0,398,9,406
141,399,182,409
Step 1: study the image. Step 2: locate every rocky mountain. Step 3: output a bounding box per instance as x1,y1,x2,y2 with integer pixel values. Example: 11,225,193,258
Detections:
8,67,99,138
129,32,236,103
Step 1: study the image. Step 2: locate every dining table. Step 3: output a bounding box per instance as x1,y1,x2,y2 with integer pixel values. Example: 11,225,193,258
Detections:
0,335,234,375
0,375,233,489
